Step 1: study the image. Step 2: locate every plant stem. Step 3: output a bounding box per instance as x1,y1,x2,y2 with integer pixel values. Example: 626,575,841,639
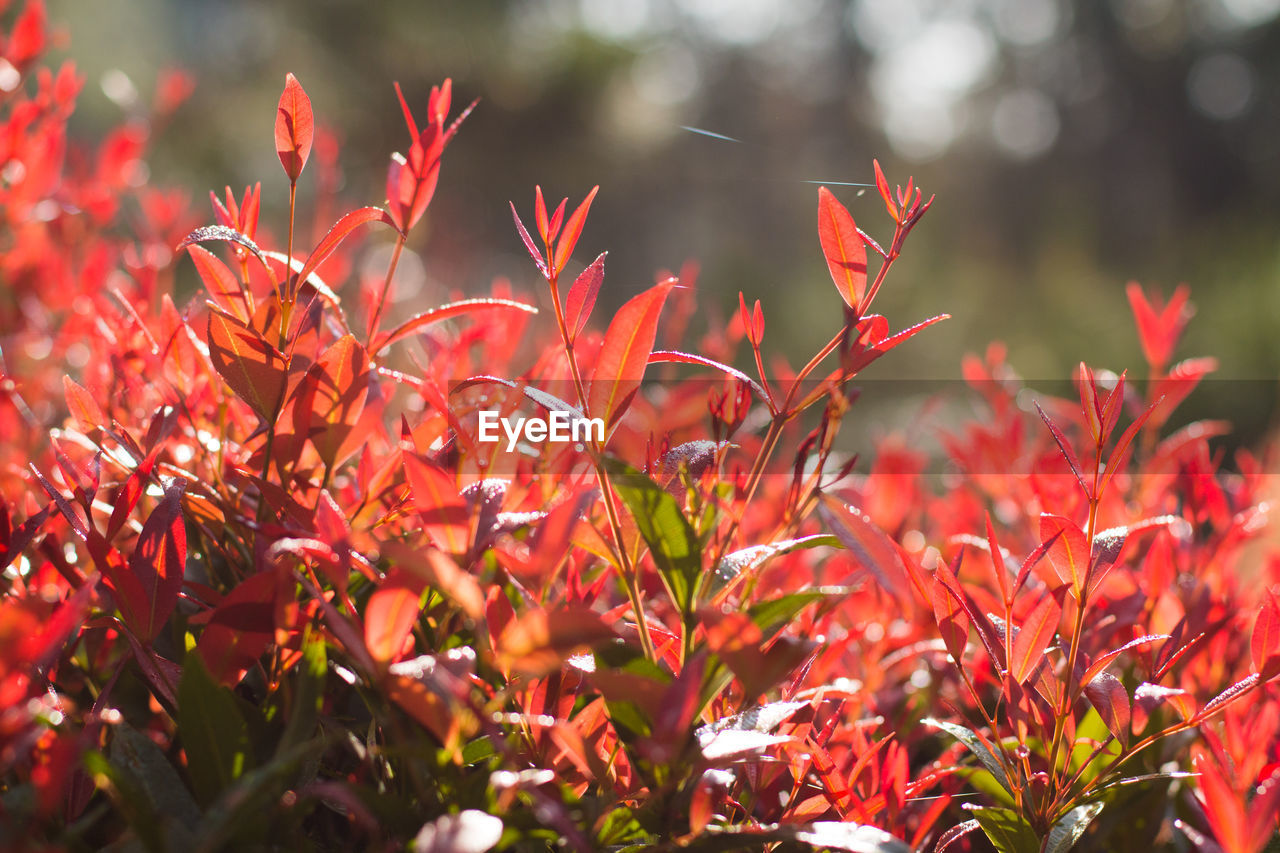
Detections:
545,267,655,661
368,232,407,346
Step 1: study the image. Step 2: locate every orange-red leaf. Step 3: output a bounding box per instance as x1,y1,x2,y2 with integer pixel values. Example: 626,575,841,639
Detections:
125,479,187,642
1039,514,1088,598
1010,591,1062,684
1252,589,1280,679
817,186,867,312
63,376,106,435
302,334,370,468
403,454,469,555
275,73,314,181
552,186,599,275
372,298,538,353
497,607,616,677
588,279,674,432
366,568,426,666
196,568,285,686
296,206,398,291
564,251,606,342
185,244,246,320
207,308,288,420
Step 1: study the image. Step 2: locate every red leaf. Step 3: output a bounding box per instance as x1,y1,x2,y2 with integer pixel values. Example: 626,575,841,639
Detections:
552,186,599,275
1252,590,1280,679
932,579,970,664
497,606,616,677
196,568,285,686
275,73,314,181
1195,751,1247,853
63,376,106,435
509,202,548,276
564,251,606,341
648,350,769,402
300,334,370,468
1010,590,1062,684
372,298,538,353
365,568,426,666
1039,514,1088,598
185,244,247,320
817,493,909,605
1084,671,1130,745
125,479,187,642
382,542,485,621
207,308,288,420
588,279,674,432
1034,401,1090,499
403,454,469,555
296,207,399,292
817,186,868,312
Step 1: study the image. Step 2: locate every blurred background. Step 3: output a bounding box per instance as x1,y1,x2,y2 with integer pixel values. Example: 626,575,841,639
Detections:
51,0,1280,456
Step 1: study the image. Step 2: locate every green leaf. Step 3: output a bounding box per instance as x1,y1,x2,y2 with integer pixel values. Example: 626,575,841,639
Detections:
967,806,1041,853
278,632,326,756
1044,802,1104,853
103,723,202,851
924,718,1013,794
603,457,703,614
747,588,840,639
179,652,253,805
712,534,841,594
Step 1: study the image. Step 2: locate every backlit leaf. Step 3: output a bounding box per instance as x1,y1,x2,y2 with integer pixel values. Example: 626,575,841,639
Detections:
125,478,187,642
275,73,314,181
207,308,287,420
589,278,674,432
372,297,538,353
1010,590,1062,684
563,251,605,341
817,186,868,311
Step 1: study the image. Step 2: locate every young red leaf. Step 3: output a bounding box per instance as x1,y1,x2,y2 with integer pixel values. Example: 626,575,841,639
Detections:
372,297,538,353
1252,589,1280,679
563,251,606,341
1034,401,1090,499
275,73,314,181
125,479,187,642
510,202,548,276
207,308,287,420
817,493,909,605
1010,590,1062,684
403,454,469,555
817,187,868,312
1084,672,1131,745
63,376,106,436
1039,514,1088,598
588,278,674,432
873,159,897,221
534,185,550,245
1097,397,1163,499
365,568,426,666
932,579,970,664
296,206,398,291
648,350,769,403
496,607,616,677
1194,751,1247,853
196,568,285,686
185,244,248,319
552,186,599,276
298,334,370,469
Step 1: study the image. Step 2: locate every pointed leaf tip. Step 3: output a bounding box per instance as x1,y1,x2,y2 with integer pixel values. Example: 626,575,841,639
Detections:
276,73,314,181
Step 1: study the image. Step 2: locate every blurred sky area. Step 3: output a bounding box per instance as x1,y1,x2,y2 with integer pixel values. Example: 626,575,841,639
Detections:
50,0,1280,450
